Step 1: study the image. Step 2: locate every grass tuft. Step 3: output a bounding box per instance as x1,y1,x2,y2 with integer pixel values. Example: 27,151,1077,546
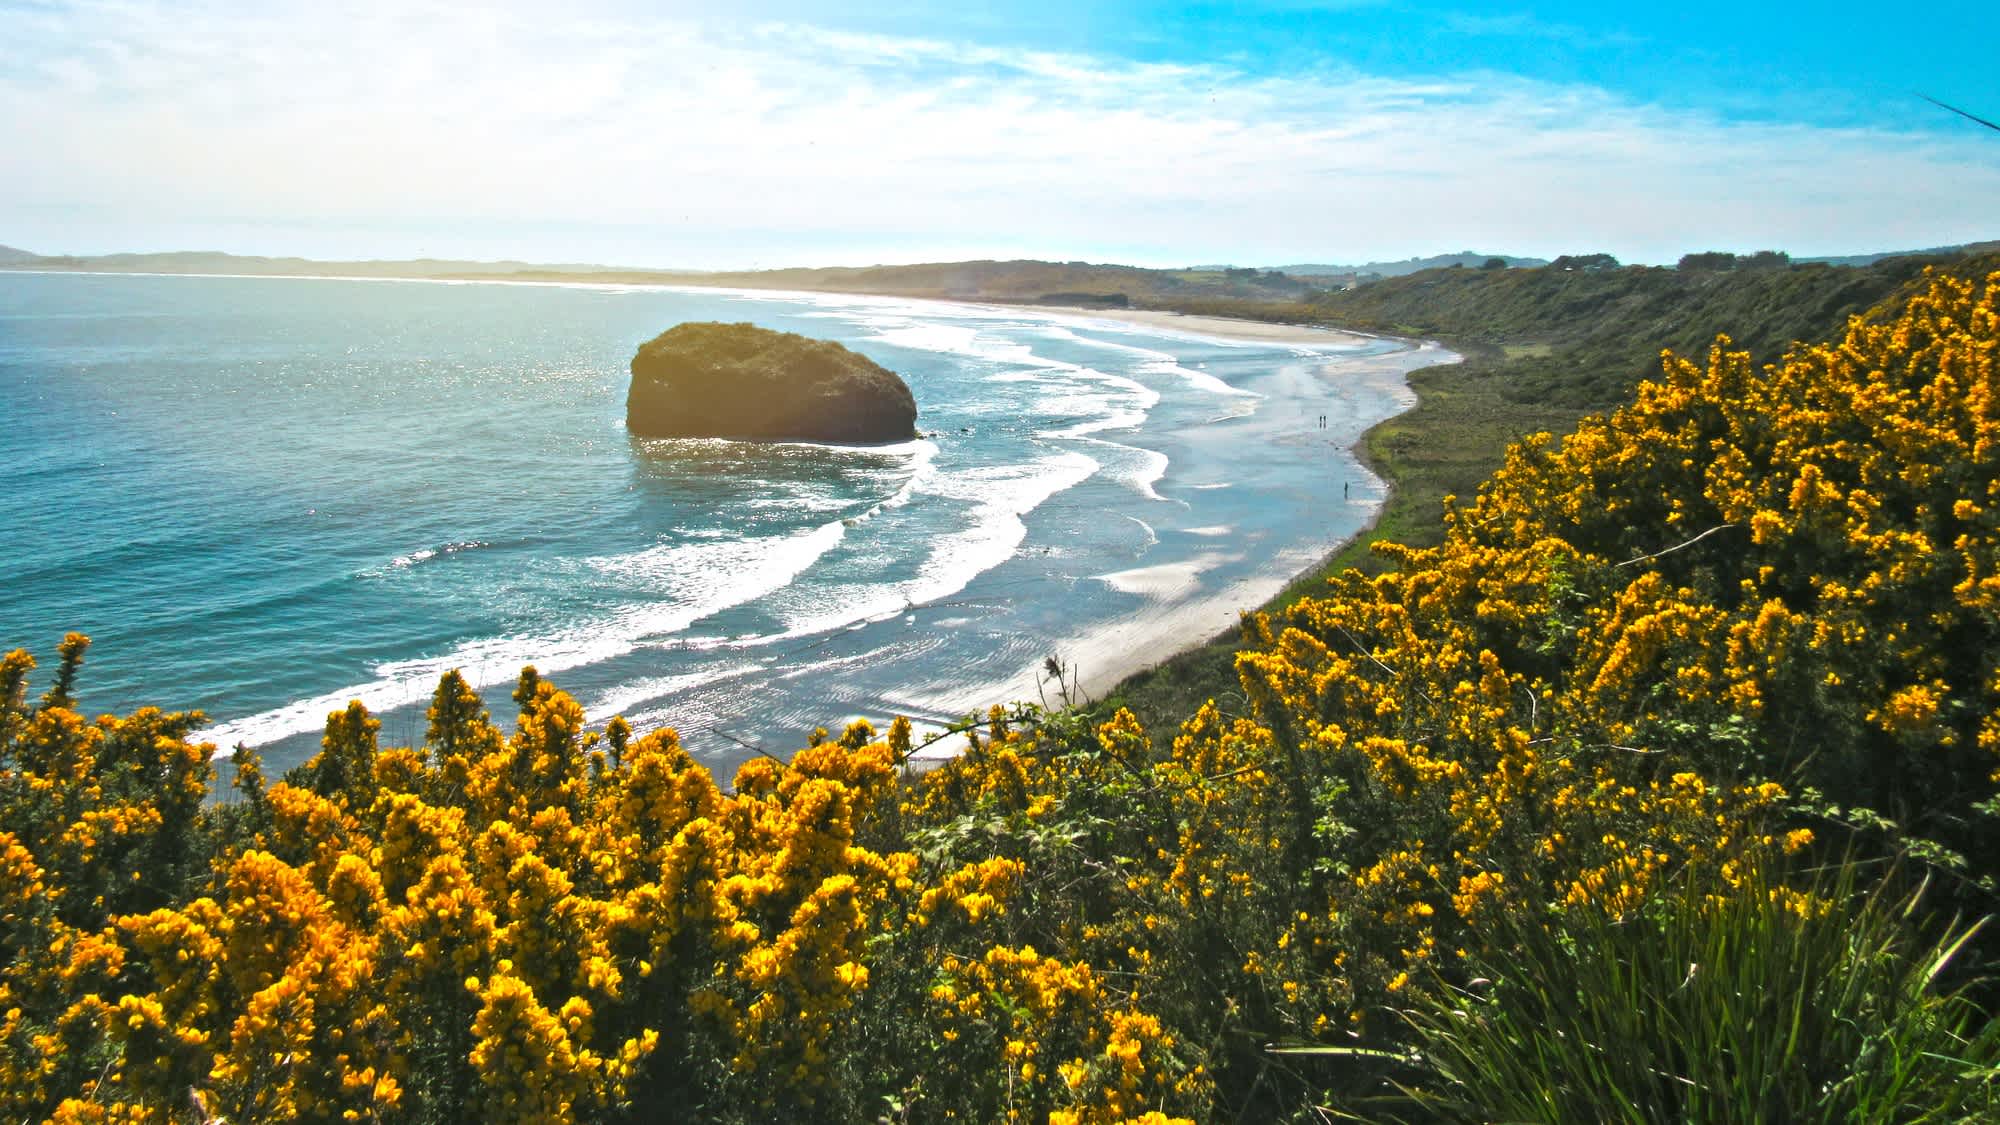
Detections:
1385,858,2000,1124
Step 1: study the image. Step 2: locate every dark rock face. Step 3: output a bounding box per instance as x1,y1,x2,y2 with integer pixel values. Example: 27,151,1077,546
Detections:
627,322,918,444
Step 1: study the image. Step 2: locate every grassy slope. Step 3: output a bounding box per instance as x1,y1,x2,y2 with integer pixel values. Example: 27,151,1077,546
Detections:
1096,249,2000,734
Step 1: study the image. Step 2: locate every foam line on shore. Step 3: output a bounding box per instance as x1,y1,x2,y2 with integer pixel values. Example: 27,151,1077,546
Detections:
1033,324,1261,398
193,517,857,751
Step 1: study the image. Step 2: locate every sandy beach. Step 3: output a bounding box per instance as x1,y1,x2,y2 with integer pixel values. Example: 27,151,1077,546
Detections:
895,317,1457,762
1021,303,1373,347
725,289,1455,762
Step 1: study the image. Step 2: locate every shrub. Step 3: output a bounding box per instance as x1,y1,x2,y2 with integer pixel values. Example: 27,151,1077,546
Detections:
1392,858,2000,1123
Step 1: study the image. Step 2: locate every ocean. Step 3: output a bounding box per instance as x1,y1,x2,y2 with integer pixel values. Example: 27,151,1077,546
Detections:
0,270,1442,777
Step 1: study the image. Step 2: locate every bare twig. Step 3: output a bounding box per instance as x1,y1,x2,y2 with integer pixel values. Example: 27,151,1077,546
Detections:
905,704,1048,757
702,725,785,765
1201,761,1269,786
1335,624,1437,708
1616,524,1738,568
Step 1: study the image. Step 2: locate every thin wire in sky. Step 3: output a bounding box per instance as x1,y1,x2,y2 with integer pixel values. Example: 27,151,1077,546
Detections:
1922,94,2000,133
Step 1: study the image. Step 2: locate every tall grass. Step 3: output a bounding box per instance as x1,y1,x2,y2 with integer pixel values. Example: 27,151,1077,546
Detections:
1391,860,2000,1123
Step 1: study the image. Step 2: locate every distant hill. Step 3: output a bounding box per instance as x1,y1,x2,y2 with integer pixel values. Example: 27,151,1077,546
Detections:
0,249,1316,306
1274,252,1549,277
1,249,641,277
622,259,1313,304
8,243,1995,329
1796,239,2000,267
1298,245,2000,408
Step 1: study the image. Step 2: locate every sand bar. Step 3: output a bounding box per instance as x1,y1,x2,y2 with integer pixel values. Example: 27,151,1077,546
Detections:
1027,304,1371,347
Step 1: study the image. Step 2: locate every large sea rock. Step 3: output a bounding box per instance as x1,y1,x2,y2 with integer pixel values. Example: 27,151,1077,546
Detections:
626,322,918,444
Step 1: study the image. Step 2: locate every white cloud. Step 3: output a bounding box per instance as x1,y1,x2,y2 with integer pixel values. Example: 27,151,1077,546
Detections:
3,0,1996,266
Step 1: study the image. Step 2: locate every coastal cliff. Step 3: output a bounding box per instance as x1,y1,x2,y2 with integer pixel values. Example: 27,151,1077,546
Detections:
626,321,917,444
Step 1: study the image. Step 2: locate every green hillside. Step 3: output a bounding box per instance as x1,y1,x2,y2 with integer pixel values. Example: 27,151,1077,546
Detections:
1107,247,2000,738
1300,252,1980,406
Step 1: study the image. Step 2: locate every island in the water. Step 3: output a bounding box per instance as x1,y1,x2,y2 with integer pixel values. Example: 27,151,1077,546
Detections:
627,321,918,444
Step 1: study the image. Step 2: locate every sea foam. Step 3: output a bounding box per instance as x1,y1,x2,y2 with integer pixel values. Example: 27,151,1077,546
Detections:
194,516,856,751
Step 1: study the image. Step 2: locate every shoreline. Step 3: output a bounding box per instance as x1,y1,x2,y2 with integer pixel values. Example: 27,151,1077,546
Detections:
1063,341,1456,702
601,279,1445,754
1003,303,1376,347
622,287,1448,758
762,286,1452,750
3,264,1373,349
641,284,1454,744
4,267,1449,758
891,330,1455,757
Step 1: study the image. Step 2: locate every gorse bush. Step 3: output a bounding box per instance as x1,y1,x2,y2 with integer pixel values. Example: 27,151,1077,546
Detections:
3,267,1998,1122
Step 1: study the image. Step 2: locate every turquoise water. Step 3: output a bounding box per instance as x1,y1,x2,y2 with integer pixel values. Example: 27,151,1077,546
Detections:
0,271,1437,775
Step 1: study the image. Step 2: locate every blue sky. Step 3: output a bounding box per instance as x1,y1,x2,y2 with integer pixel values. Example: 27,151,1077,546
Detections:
795,1,1996,130
2,0,1996,268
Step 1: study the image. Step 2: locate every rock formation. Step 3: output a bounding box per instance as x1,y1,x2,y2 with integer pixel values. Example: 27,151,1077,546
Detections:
626,322,917,444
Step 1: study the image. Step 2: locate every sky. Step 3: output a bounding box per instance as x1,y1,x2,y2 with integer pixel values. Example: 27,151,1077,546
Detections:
2,0,1996,269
